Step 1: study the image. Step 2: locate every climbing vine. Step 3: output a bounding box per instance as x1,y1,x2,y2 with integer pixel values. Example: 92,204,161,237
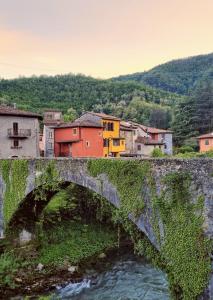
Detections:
88,159,211,299
0,160,29,225
34,161,62,201
87,159,152,220
154,172,211,300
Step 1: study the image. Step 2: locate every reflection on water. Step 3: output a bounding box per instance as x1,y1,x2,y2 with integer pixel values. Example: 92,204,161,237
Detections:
53,254,170,300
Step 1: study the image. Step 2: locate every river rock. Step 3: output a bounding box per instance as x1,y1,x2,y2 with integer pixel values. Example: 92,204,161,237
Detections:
36,263,44,271
15,277,22,283
68,266,78,273
98,252,106,259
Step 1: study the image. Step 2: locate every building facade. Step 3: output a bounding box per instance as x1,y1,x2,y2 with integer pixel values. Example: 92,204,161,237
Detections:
198,132,213,152
54,120,103,158
0,106,41,158
76,112,125,157
43,110,63,157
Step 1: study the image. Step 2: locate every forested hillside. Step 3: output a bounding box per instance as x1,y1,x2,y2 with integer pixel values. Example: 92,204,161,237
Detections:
172,70,213,146
0,52,212,146
114,53,213,95
0,74,182,129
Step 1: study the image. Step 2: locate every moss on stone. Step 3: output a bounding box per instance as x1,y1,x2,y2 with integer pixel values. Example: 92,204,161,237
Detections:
0,160,29,226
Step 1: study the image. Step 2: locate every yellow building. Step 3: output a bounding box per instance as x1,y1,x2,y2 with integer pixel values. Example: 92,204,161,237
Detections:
76,112,125,157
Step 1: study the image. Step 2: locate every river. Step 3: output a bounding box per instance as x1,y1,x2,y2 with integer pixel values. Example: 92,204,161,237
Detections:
50,253,169,300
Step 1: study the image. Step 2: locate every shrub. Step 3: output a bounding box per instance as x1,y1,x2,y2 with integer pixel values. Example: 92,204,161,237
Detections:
151,148,165,157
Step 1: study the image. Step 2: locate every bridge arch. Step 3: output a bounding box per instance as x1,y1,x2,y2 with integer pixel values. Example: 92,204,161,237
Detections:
0,158,212,299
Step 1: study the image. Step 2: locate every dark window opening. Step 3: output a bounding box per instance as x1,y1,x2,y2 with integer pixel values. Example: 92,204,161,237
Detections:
13,139,19,148
113,139,120,146
13,122,18,135
104,139,109,147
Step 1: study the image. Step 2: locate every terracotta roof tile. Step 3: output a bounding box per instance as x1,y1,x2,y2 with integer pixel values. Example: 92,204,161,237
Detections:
197,132,213,139
53,119,103,129
135,136,164,145
87,112,120,121
0,106,42,119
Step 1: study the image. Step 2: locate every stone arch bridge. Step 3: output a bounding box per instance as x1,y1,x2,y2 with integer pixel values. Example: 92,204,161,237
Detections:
0,158,212,298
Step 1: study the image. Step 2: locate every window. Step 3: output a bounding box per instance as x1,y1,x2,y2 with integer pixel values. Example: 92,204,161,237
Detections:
13,139,19,148
48,142,53,149
48,131,53,138
86,141,90,147
205,139,209,145
103,122,114,131
46,114,53,120
133,130,136,136
73,128,77,135
121,140,124,145
164,144,167,149
13,122,18,135
107,122,114,131
113,139,120,146
104,139,109,147
137,144,141,151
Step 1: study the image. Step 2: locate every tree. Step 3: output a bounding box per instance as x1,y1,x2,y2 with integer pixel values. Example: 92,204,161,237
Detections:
63,108,78,122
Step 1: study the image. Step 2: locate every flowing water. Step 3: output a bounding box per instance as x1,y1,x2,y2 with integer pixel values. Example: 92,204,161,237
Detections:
52,254,170,300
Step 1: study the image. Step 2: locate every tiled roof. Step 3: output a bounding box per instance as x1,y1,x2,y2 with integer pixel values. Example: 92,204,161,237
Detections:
0,106,42,119
53,119,103,129
120,121,137,131
86,112,120,121
130,121,173,134
135,136,164,145
197,132,213,139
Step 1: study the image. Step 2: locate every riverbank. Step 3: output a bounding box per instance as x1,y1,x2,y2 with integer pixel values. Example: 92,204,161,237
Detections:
0,220,121,299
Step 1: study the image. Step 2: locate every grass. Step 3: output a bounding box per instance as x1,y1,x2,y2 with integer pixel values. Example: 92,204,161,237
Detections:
37,220,117,266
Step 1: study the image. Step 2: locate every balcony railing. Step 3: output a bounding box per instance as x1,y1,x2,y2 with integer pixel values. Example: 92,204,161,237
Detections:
8,129,31,138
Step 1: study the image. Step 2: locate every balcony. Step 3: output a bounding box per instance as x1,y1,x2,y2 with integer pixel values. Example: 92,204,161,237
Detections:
8,129,31,138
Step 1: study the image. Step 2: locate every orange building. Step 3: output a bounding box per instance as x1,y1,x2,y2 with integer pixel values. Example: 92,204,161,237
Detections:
54,119,103,158
76,112,125,157
197,132,213,152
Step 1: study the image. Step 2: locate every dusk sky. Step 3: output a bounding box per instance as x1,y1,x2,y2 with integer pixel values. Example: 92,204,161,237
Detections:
0,0,213,79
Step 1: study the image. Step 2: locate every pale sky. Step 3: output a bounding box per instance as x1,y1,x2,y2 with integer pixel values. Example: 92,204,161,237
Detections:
0,0,213,79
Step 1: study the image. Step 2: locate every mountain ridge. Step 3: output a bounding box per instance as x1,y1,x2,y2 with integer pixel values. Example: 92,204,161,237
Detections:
113,52,213,95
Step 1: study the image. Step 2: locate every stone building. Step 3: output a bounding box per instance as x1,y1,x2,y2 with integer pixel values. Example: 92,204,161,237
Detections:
120,120,173,156
0,106,41,158
43,109,63,157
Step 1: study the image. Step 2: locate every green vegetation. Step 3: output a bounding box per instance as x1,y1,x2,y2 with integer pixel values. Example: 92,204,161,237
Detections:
38,220,116,266
34,161,62,201
151,148,165,157
0,252,23,288
153,172,211,299
172,76,213,146
0,160,28,225
87,159,211,299
0,74,182,129
174,150,213,158
114,53,213,95
0,53,212,145
88,159,152,219
0,159,211,299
